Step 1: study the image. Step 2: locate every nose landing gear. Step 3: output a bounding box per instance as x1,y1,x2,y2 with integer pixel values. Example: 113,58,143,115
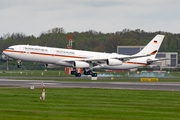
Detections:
17,60,22,68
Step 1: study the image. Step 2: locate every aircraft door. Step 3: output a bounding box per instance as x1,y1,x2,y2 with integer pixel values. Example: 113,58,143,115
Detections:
18,47,26,61
19,47,25,54
50,49,55,56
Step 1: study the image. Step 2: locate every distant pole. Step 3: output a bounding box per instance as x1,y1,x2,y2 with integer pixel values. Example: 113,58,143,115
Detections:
40,81,45,101
6,56,9,71
65,34,74,74
160,53,162,73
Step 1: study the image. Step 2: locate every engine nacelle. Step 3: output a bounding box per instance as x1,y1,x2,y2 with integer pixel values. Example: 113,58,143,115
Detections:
73,61,90,68
45,64,61,68
146,58,153,64
56,61,72,67
106,59,123,66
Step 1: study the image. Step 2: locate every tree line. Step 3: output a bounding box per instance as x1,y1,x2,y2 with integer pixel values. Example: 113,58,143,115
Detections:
1,27,180,61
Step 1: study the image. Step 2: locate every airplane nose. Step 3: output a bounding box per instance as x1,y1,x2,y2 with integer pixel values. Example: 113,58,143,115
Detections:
2,49,8,56
1,48,9,59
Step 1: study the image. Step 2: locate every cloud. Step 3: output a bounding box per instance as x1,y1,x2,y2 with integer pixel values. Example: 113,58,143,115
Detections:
0,0,180,37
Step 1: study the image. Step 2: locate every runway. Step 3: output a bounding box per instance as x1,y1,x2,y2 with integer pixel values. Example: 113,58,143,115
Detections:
0,79,180,91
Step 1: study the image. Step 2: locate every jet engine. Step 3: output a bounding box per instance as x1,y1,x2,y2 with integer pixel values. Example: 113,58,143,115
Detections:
106,59,123,66
73,61,90,68
56,61,72,66
146,58,153,64
44,64,61,68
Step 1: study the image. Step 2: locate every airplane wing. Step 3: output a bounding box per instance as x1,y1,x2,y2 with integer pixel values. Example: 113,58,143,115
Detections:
62,52,152,62
62,50,157,62
85,54,151,62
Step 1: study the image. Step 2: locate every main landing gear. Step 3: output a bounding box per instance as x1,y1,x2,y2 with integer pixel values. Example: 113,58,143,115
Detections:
83,69,97,77
71,70,81,77
71,68,97,77
70,68,81,77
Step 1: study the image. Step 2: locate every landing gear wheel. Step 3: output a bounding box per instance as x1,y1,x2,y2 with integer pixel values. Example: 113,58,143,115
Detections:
75,73,81,77
88,71,93,75
83,70,93,75
17,64,22,68
92,73,97,77
71,71,76,75
17,60,22,68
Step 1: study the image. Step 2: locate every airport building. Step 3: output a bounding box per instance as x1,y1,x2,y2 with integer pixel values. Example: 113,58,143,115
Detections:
117,46,178,68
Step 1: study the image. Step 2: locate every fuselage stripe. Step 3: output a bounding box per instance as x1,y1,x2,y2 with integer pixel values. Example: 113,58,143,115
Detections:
3,50,86,59
3,50,148,66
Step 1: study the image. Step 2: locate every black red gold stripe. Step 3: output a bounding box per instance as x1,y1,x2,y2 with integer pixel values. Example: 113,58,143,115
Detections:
4,50,148,66
127,62,148,66
3,50,86,59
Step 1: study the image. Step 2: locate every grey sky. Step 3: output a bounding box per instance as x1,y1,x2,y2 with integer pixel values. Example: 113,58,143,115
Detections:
0,0,180,37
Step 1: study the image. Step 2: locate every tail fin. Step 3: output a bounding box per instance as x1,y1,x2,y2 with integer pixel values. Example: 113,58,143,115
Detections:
135,35,165,59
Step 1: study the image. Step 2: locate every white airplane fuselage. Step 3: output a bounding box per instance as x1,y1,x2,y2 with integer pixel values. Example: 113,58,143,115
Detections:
3,45,147,70
2,35,165,77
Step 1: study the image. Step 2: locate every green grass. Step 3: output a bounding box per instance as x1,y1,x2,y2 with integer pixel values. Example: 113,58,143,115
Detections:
0,88,180,120
0,70,179,77
0,70,65,77
0,70,180,82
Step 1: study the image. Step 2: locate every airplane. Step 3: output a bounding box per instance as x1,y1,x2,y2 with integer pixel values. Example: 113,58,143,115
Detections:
2,34,165,77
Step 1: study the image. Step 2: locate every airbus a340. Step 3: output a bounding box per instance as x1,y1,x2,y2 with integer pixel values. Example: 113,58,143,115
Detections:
2,35,165,77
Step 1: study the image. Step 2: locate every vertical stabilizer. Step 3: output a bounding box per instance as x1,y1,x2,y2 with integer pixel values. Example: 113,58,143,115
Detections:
135,35,165,59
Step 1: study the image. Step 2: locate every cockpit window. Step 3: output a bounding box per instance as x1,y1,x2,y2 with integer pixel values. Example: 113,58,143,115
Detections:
7,48,14,50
